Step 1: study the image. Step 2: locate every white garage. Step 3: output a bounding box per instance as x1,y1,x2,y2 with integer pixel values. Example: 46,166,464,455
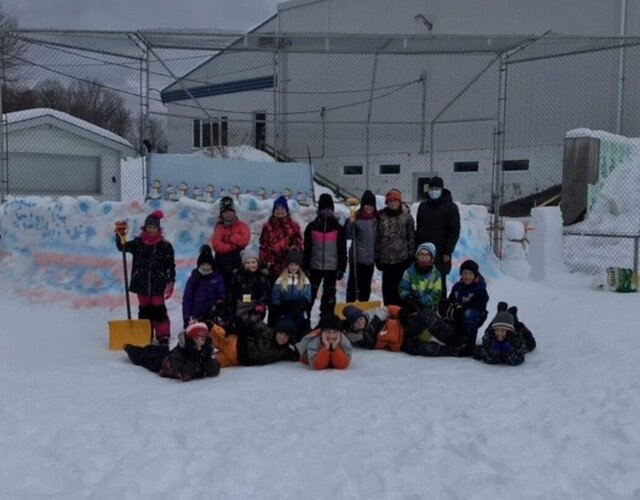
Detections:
3,108,135,201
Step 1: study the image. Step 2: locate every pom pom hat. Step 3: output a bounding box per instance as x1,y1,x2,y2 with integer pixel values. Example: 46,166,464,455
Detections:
197,245,215,267
144,210,164,228
186,322,210,339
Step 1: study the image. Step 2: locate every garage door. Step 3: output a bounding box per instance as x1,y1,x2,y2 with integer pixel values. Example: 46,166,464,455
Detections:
8,153,100,195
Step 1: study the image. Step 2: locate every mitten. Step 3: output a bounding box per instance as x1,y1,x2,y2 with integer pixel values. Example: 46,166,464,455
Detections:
336,270,345,281
114,220,128,240
490,340,502,352
164,282,174,300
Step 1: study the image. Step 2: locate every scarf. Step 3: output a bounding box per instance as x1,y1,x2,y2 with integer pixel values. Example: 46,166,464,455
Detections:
140,231,163,246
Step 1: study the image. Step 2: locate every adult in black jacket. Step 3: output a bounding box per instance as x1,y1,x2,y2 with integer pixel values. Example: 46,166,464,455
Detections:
415,176,460,299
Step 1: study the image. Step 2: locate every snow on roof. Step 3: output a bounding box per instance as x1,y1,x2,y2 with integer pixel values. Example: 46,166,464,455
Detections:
4,108,133,149
189,145,275,162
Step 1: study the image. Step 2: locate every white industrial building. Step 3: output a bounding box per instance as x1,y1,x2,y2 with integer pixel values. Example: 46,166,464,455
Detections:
161,0,640,204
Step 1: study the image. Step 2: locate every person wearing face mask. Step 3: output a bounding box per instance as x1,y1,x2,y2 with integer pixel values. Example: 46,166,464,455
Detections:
415,176,461,300
182,245,227,329
303,193,347,318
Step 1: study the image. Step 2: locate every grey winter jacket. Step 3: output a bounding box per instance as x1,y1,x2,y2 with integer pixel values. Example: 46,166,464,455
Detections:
344,215,378,265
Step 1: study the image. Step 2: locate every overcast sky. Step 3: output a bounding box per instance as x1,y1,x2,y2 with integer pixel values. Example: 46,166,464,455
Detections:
3,0,282,31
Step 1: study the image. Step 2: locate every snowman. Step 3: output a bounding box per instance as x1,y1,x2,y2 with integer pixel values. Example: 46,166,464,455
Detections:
166,183,178,202
204,184,216,203
178,181,189,199
148,179,162,200
256,187,266,200
193,185,203,201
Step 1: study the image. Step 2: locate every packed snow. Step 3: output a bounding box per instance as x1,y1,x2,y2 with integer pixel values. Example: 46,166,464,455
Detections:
1,185,639,499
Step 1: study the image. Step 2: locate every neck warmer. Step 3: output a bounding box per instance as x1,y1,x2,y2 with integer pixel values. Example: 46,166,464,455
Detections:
140,231,163,246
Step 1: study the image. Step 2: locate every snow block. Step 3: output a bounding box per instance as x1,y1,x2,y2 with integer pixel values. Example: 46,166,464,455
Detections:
529,207,567,281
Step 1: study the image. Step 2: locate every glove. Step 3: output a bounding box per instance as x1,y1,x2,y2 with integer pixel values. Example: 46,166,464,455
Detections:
164,282,174,300
404,292,419,306
114,220,128,238
336,270,344,281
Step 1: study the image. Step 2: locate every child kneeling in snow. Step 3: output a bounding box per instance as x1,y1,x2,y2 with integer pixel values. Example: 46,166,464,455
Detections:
473,302,536,366
125,322,221,381
296,314,352,370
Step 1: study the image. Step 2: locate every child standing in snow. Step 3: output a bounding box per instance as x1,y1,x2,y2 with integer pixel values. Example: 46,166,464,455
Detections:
259,196,304,289
211,196,251,288
473,303,536,366
344,189,378,302
303,193,347,317
441,259,489,344
270,248,312,341
296,314,352,370
182,245,227,329
115,210,176,345
228,248,271,328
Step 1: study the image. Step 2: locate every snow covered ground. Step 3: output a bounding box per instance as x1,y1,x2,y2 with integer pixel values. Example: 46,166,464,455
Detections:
0,174,639,498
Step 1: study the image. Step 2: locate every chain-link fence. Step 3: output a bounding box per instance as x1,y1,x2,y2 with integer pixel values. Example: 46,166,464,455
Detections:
1,30,639,272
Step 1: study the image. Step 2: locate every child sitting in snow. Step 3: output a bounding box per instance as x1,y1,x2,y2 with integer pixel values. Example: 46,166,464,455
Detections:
473,302,537,366
398,242,442,313
296,314,352,370
182,245,227,329
440,259,489,344
227,248,271,330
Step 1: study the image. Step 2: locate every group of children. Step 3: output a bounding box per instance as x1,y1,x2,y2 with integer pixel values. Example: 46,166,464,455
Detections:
115,193,536,382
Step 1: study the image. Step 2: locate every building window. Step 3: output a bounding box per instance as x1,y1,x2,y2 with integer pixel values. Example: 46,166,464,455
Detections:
380,164,401,174
344,165,363,175
193,118,229,148
454,161,479,172
502,159,529,171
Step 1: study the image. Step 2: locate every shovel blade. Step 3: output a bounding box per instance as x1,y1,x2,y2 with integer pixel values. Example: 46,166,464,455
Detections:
108,319,152,350
334,300,382,320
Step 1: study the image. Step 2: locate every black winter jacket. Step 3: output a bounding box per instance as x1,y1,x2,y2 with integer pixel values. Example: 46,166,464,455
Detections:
235,318,300,366
116,235,175,296
415,189,461,274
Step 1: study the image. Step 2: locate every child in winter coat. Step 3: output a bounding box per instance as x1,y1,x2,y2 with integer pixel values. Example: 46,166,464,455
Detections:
343,304,404,352
303,193,347,317
376,189,415,306
271,248,312,340
259,196,304,289
211,196,251,288
398,242,442,313
158,322,221,381
210,316,300,367
115,210,176,345
296,314,352,370
344,189,378,302
474,303,537,366
441,259,489,344
228,248,271,329
182,245,227,328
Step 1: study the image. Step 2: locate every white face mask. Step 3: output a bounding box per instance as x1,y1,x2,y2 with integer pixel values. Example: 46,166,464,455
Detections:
198,266,213,275
429,189,442,200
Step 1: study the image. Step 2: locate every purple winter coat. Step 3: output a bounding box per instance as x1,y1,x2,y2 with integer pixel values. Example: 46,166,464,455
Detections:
182,269,227,324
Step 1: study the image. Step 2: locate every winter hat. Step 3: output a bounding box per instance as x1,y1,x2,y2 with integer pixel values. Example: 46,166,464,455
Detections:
273,195,289,214
385,189,402,203
318,313,343,332
428,176,444,189
186,322,210,339
360,190,376,209
197,244,215,267
490,311,515,332
460,259,479,276
416,242,436,258
241,247,260,264
274,318,296,338
144,210,164,228
318,193,335,212
285,248,304,267
343,305,365,326
219,196,235,214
